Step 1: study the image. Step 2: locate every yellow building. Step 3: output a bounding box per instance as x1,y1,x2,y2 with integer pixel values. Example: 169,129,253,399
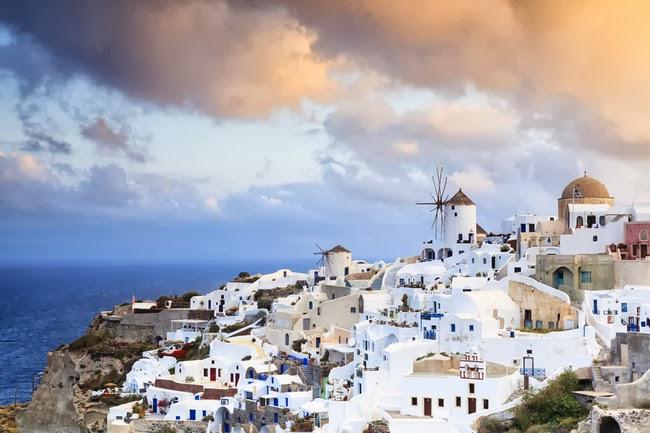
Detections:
557,172,614,224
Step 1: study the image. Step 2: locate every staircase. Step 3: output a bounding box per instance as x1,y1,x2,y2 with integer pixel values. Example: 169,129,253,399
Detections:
297,365,322,399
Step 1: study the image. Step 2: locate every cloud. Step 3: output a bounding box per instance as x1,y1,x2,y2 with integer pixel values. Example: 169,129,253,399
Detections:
0,1,335,119
21,132,72,154
0,152,219,219
15,100,73,155
241,0,650,157
81,117,147,163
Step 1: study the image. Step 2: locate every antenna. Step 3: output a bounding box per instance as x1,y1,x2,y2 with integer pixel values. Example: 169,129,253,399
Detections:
416,166,449,240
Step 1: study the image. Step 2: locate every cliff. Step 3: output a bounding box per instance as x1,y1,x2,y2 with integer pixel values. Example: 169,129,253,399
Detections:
16,313,161,433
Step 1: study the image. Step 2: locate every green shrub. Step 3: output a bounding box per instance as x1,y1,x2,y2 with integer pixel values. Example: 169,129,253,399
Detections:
69,334,105,351
512,371,587,433
179,291,201,303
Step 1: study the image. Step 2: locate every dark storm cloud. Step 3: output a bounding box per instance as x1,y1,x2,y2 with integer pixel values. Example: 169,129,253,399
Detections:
0,0,333,118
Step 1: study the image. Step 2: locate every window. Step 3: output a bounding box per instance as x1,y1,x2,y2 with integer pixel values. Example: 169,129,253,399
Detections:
455,396,461,407
593,235,598,242
599,216,606,226
576,216,584,227
350,307,356,313
451,324,456,332
274,413,279,423
483,258,487,265
580,271,592,284
483,399,489,410
438,398,444,407
622,303,628,313
454,212,458,217
411,397,417,406
469,324,474,331
203,368,208,377
469,383,475,393
317,307,321,315
451,205,455,210
641,230,649,241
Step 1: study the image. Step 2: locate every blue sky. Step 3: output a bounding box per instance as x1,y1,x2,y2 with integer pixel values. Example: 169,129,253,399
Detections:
1,1,650,262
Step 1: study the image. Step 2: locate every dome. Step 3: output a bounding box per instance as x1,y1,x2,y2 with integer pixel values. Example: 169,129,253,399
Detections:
560,173,610,199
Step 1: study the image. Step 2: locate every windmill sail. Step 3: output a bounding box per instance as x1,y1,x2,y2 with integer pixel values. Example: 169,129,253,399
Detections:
416,167,449,240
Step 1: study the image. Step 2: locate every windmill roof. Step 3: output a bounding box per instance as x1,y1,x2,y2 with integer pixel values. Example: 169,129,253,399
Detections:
327,245,351,253
476,223,487,235
446,189,475,206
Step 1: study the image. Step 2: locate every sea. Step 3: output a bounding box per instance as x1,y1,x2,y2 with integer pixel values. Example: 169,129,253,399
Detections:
0,259,312,405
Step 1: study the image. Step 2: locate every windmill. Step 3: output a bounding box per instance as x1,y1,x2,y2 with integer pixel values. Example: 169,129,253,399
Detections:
416,166,449,240
313,244,332,278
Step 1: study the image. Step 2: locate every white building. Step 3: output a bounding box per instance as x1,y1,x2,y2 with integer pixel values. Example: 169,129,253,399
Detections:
420,189,481,261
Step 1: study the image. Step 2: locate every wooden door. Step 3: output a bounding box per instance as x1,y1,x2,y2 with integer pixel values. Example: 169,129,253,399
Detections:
424,398,432,416
210,368,216,381
468,397,476,414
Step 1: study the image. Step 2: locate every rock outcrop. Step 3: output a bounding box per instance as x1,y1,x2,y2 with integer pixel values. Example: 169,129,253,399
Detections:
16,310,169,433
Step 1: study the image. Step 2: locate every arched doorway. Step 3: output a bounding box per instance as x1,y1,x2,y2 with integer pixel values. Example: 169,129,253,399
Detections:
437,248,452,259
552,267,574,291
422,248,435,261
599,416,621,433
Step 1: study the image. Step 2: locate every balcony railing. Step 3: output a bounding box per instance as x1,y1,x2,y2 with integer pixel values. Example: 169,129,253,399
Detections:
520,368,545,378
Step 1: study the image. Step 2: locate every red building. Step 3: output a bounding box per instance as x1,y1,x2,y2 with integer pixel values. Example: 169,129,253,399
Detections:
624,222,650,259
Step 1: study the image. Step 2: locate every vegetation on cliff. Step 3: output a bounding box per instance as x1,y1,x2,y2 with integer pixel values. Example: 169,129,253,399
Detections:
479,370,589,433
0,404,26,433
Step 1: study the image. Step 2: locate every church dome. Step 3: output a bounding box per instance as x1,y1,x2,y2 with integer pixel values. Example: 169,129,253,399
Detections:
560,173,610,199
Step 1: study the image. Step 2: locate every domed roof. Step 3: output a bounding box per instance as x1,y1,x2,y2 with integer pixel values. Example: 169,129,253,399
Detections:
561,173,611,199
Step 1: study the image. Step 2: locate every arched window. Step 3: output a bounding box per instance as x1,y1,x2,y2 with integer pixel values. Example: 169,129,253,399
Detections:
576,216,584,227
640,230,649,242
284,333,289,346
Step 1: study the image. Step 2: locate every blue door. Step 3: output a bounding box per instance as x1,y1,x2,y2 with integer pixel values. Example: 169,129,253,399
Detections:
152,398,158,413
189,409,196,420
224,423,231,433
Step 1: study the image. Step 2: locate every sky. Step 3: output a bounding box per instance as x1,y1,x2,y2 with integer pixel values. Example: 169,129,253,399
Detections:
1,0,650,262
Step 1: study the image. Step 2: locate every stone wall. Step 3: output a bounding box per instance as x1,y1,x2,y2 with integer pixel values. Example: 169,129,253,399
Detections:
575,406,650,433
611,333,650,381
128,420,207,433
508,279,578,330
117,309,194,341
535,254,615,303
613,261,650,288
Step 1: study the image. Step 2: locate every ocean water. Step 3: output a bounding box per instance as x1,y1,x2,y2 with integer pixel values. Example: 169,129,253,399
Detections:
0,259,310,405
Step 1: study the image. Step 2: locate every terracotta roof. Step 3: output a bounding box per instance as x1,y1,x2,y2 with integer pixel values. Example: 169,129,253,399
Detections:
561,173,611,199
154,379,204,394
446,189,475,206
327,245,351,253
203,388,237,400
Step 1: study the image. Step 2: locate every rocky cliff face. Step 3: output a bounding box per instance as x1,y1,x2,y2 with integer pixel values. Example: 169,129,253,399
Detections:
16,314,157,433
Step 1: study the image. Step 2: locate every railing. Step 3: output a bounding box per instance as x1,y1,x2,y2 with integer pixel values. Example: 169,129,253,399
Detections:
520,368,546,378
423,330,436,340
421,312,444,320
